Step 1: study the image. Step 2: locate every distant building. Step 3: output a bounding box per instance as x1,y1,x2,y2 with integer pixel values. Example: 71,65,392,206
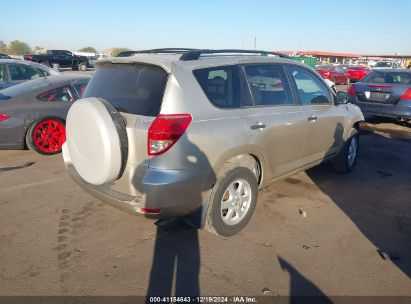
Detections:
279,51,360,65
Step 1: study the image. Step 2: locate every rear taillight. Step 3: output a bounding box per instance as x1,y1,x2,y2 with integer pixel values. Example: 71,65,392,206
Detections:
138,207,161,214
347,85,356,96
28,55,33,61
0,114,10,121
148,114,192,156
401,88,411,100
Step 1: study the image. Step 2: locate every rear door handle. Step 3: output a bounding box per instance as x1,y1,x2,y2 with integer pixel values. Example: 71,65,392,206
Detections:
307,115,317,122
250,122,266,130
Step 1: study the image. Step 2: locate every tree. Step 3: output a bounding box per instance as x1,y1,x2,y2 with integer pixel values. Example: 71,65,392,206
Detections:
0,41,7,53
110,48,131,57
78,46,97,53
7,40,32,55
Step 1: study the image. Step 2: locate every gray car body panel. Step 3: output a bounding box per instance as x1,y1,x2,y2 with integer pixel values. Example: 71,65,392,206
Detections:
0,74,90,149
64,54,364,224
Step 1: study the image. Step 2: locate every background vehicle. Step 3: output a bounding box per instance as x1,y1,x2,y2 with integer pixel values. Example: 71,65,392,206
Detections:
348,69,411,121
88,54,109,68
373,61,400,69
315,65,349,84
346,66,371,82
62,49,363,237
0,53,11,59
0,59,60,90
0,74,90,155
24,50,89,71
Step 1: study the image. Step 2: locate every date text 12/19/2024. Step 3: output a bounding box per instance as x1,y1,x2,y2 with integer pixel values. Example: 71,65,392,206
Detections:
148,296,258,303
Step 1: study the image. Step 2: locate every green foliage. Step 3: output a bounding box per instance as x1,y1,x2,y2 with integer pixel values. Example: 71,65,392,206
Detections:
0,41,7,53
7,40,32,55
78,46,97,53
110,48,131,57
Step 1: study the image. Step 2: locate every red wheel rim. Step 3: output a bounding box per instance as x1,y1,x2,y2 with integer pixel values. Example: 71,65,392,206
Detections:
33,120,66,153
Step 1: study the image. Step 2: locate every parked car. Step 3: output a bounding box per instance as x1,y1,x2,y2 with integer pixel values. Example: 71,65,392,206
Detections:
62,49,363,237
24,50,89,71
348,69,411,121
315,65,349,84
88,54,109,68
0,53,11,59
373,61,400,70
0,59,60,90
346,66,372,82
0,74,90,155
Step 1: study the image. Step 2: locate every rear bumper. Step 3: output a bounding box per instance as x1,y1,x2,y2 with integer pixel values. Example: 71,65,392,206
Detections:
65,163,212,220
351,99,411,120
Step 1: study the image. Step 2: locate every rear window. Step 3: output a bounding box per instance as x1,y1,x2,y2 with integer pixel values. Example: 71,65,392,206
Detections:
374,62,392,68
362,71,411,84
83,64,168,116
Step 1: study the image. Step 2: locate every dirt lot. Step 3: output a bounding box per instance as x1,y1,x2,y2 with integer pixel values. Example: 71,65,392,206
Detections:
0,121,410,299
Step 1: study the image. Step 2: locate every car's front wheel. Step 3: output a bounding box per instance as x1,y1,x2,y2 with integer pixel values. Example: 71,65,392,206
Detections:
333,131,359,173
26,117,66,155
206,167,258,237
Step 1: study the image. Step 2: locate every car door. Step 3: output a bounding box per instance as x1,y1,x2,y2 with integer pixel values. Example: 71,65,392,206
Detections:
55,51,71,67
34,85,75,118
240,64,307,179
287,65,347,167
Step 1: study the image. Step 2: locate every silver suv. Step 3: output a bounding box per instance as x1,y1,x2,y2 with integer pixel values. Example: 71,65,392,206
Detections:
62,49,364,236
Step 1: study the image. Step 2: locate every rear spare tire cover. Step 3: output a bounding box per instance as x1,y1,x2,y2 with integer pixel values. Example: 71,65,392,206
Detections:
65,97,128,185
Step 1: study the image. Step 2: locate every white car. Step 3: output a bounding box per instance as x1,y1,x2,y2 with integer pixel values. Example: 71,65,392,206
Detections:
373,61,400,70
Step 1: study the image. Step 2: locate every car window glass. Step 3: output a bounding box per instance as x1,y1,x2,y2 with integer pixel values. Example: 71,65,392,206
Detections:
244,65,294,106
37,86,74,102
9,64,42,81
193,65,240,108
289,66,331,105
363,71,411,84
73,81,89,97
83,64,168,116
0,64,5,82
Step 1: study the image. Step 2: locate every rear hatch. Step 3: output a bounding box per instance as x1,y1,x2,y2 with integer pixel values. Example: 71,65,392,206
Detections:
82,62,169,167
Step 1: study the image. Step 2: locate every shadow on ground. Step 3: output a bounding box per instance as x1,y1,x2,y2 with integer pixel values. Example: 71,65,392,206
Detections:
307,128,411,279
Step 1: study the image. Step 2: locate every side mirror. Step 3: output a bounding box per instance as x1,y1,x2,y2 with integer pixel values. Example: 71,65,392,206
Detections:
336,91,349,104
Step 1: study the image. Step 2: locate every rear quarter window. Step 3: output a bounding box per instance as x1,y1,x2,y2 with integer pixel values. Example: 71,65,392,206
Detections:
193,65,240,108
83,64,168,116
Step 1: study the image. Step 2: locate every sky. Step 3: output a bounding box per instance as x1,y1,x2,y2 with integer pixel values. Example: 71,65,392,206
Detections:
2,0,411,55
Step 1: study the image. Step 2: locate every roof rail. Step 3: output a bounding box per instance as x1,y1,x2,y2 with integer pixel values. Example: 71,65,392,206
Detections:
179,49,293,61
115,48,199,57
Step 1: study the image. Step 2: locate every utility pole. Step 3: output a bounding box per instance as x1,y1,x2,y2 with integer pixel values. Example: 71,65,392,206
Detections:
253,34,256,50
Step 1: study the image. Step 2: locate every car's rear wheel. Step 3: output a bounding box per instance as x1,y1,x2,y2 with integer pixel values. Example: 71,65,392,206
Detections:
205,167,258,237
333,131,359,173
26,117,66,155
78,62,87,71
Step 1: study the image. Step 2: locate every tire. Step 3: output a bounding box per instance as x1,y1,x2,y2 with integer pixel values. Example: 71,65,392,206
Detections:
40,61,50,67
332,131,359,173
26,117,66,155
205,167,258,237
78,62,87,71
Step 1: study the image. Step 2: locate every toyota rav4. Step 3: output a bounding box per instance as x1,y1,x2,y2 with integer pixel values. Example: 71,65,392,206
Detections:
62,49,364,236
